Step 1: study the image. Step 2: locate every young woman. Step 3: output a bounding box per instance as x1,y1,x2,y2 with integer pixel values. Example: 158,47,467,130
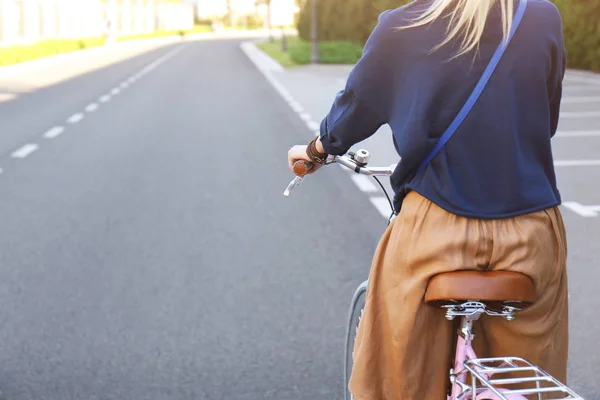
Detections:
288,0,568,398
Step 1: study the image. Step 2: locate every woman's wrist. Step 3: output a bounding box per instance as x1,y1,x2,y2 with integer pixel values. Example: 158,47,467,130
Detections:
315,137,326,154
306,137,328,165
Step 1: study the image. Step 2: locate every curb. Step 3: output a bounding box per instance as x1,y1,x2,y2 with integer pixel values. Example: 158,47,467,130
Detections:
0,31,272,80
240,41,284,73
0,36,184,79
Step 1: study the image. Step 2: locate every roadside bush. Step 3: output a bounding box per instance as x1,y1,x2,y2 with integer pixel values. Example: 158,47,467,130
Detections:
297,0,600,70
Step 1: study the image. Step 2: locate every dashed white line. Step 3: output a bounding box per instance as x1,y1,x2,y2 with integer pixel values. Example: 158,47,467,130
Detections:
554,160,600,167
99,95,111,103
563,202,600,218
111,88,121,95
85,103,99,112
370,197,393,218
560,111,600,118
555,131,600,137
289,101,303,113
12,143,39,158
563,76,600,85
561,96,600,104
351,175,379,193
120,82,129,89
306,120,320,131
67,113,84,124
299,112,312,122
43,126,65,139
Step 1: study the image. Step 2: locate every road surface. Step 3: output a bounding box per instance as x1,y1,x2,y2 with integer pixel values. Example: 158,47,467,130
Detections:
0,37,597,399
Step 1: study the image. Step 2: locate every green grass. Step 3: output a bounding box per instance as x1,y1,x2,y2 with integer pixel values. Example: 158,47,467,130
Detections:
257,37,363,67
0,38,105,67
0,25,213,67
257,39,298,68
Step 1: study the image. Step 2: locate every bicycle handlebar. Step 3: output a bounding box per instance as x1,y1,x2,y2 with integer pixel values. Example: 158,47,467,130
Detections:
284,150,397,196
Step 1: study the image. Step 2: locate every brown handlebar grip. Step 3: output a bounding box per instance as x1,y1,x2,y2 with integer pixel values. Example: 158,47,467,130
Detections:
293,160,314,177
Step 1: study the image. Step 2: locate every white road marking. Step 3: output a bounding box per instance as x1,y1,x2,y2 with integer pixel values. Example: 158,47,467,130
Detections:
554,160,600,167
561,96,600,104
99,95,111,103
351,175,379,193
563,202,600,218
111,88,121,95
138,46,184,77
370,197,393,218
12,143,39,158
299,112,312,122
563,86,600,92
564,76,600,85
560,111,600,118
85,103,99,112
67,113,84,124
240,40,390,220
555,131,600,137
289,101,303,113
43,126,65,139
307,120,320,131
120,82,129,89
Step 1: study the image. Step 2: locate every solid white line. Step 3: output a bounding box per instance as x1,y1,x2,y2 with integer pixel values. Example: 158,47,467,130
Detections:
561,96,600,104
43,126,65,139
85,103,99,112
370,197,393,218
99,95,111,103
560,111,600,118
111,88,121,95
555,131,600,137
12,143,39,158
554,160,600,167
299,112,312,122
289,101,303,113
307,120,320,131
562,202,599,218
67,113,84,124
351,175,379,193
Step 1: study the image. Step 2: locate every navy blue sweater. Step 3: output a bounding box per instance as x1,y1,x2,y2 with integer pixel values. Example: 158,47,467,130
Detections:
319,0,566,218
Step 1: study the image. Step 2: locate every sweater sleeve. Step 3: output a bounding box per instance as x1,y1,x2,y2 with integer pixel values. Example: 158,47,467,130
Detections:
319,11,397,155
548,7,566,138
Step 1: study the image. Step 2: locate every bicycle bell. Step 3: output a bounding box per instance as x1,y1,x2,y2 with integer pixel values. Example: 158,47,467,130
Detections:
354,149,370,166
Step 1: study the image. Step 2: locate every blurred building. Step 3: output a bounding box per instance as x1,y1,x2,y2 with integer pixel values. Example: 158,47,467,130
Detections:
192,0,297,26
0,0,195,46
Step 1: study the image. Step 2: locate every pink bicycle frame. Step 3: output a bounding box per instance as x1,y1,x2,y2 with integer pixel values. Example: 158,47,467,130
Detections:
449,335,528,400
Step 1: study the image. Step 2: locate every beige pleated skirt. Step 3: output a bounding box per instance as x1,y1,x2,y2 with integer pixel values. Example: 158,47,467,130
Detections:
349,191,569,400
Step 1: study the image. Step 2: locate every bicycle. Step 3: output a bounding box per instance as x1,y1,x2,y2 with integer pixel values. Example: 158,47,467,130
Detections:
284,150,583,400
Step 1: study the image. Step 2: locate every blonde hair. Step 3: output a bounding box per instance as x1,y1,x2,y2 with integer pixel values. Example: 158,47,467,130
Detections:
403,0,514,58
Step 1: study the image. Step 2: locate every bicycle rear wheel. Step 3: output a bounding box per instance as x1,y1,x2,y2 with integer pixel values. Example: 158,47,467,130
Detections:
344,281,368,400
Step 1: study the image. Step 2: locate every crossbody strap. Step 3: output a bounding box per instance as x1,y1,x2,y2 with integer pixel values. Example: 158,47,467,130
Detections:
416,0,528,173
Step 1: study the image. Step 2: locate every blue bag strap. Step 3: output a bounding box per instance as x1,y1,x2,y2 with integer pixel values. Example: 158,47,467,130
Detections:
417,0,528,173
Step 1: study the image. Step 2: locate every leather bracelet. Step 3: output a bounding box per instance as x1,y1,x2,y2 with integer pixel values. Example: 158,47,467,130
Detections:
307,137,328,164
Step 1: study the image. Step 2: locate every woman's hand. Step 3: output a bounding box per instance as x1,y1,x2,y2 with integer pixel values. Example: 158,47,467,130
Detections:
288,145,323,174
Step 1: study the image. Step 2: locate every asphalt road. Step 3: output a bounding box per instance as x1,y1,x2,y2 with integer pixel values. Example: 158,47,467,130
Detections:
0,37,597,399
0,39,388,400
